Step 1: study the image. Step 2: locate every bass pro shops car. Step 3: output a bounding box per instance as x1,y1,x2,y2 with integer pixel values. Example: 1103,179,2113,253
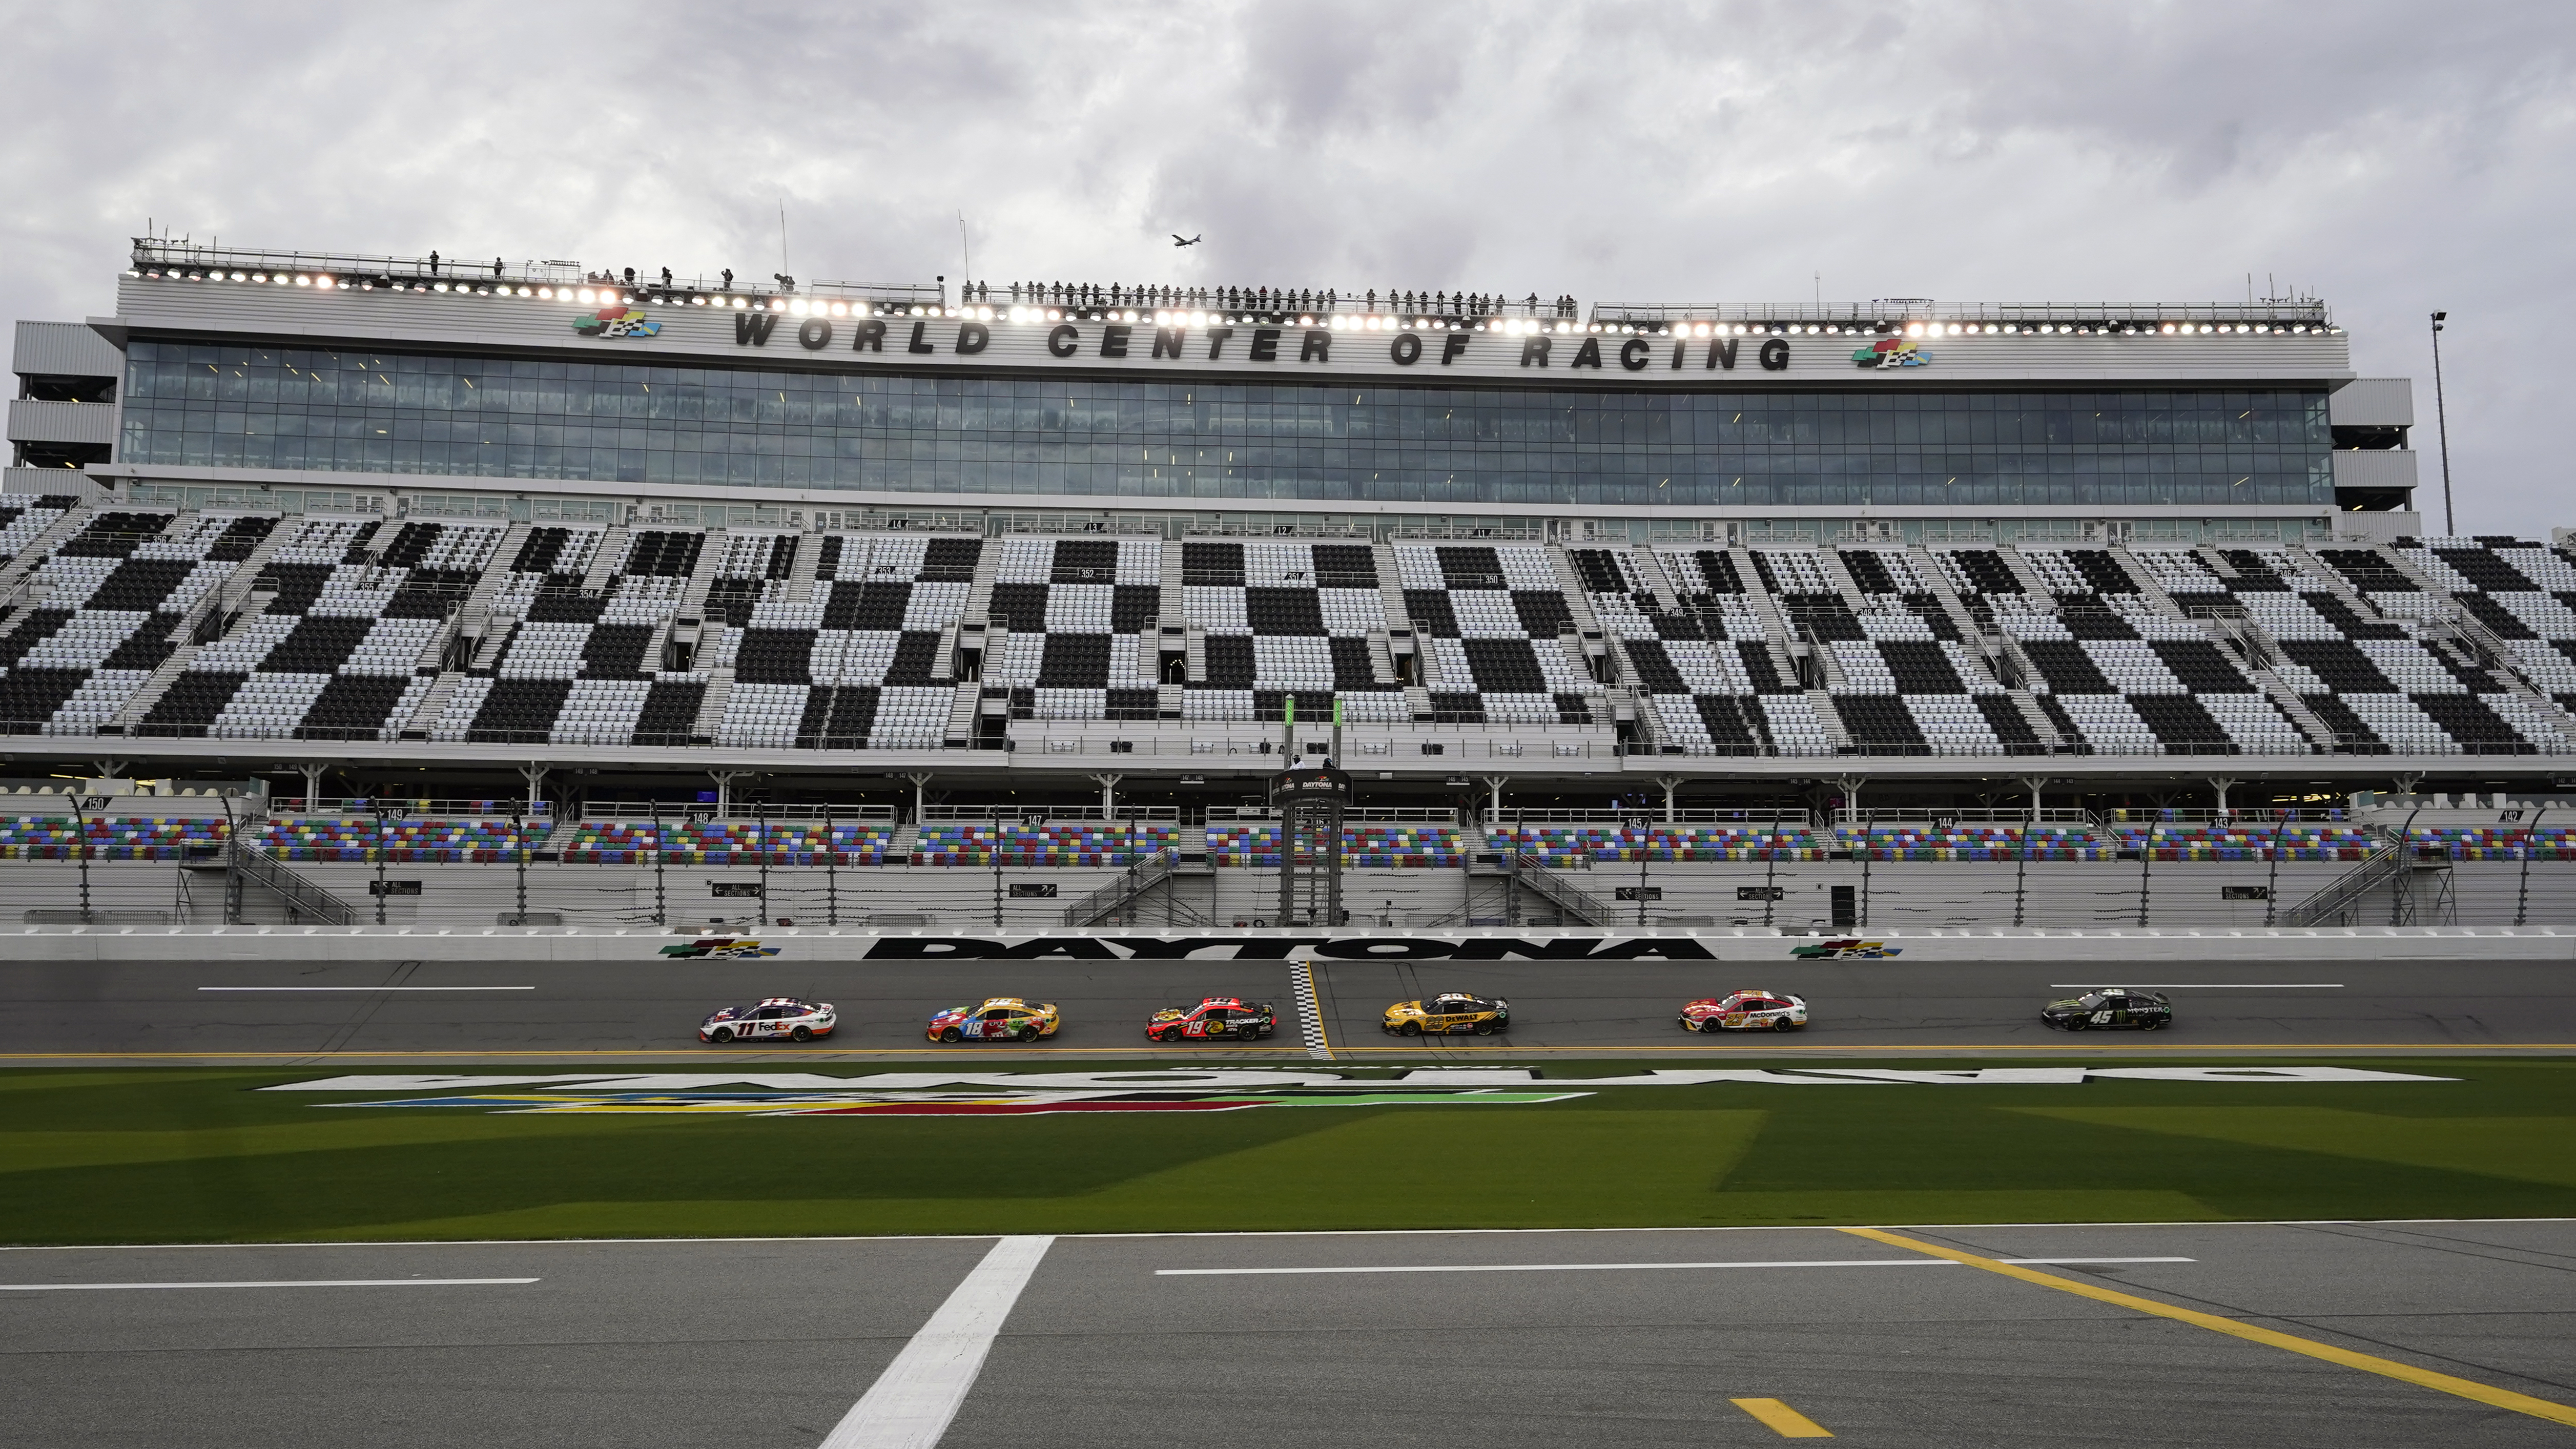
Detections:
698,997,836,1043
1146,997,1277,1043
1380,991,1511,1037
927,997,1062,1044
1679,990,1809,1032
2042,988,2174,1031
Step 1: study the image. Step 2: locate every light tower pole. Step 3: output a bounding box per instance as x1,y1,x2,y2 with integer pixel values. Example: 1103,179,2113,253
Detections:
2430,311,2455,534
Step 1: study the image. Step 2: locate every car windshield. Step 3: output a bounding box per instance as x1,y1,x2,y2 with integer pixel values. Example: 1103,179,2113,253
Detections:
2075,993,2107,1009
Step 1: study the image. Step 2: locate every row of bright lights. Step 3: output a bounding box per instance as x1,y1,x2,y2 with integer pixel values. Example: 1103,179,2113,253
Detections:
128,270,2337,337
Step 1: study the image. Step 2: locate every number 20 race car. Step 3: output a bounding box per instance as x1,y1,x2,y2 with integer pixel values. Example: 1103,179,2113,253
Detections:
1679,990,1808,1032
1380,992,1511,1037
1146,997,1276,1043
927,997,1062,1043
698,997,836,1043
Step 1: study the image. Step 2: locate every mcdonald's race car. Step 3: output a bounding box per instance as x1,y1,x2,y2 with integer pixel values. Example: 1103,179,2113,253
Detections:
1381,991,1511,1037
928,996,1062,1044
2043,988,2173,1031
1146,997,1277,1043
698,997,836,1043
1680,990,1808,1033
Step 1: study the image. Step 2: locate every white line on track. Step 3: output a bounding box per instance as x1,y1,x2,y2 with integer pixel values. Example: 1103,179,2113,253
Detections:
1156,1256,2194,1276
821,1235,1053,1449
196,986,535,991
0,1278,538,1290
2048,984,2342,989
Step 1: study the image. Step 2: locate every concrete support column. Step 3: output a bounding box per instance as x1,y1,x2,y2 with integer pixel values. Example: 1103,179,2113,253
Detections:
1656,774,1681,823
903,772,934,824
1087,773,1123,818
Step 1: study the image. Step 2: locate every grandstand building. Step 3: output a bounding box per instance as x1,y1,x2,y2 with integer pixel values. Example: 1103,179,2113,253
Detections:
0,239,2569,930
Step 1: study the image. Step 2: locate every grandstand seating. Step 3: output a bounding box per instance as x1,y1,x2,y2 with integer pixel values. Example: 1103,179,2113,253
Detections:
1835,822,2105,861
1208,820,1460,867
263,814,530,862
917,819,1182,865
0,813,229,859
0,496,2568,764
1181,539,1404,724
559,816,899,864
1496,822,1828,863
2099,818,2375,861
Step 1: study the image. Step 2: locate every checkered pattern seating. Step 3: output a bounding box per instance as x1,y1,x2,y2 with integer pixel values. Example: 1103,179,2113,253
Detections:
0,813,229,859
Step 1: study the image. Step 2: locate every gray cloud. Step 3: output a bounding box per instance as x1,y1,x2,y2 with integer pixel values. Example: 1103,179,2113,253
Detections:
4,0,2568,530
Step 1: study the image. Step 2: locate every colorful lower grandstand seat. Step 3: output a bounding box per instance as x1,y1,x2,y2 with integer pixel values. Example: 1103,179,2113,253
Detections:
1495,823,1826,864
915,820,1179,865
558,817,900,864
264,815,532,862
1339,823,1461,867
2405,824,2576,861
0,814,229,859
2102,819,2372,861
1836,823,2104,861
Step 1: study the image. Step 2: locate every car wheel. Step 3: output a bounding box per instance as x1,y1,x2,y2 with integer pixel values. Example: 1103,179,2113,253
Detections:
2063,1018,2087,1032
1473,1021,1495,1037
709,1027,733,1043
1771,1018,1792,1032
791,1025,812,1042
2136,1018,2162,1032
940,1027,963,1043
1399,1022,1421,1037
1018,1025,1042,1043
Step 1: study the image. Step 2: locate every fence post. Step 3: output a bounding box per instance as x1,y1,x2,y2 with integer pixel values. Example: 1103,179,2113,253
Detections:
2516,805,2549,927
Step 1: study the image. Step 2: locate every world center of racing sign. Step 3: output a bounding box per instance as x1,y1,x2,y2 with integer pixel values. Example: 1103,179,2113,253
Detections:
262,1065,2454,1117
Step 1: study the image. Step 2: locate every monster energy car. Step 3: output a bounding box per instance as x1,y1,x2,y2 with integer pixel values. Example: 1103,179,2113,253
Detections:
2042,988,2174,1031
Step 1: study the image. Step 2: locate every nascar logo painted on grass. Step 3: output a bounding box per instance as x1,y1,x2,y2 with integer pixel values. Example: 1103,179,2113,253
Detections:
660,937,780,959
267,1065,2454,1117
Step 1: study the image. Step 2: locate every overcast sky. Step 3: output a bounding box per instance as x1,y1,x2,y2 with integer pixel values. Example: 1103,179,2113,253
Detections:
6,2,2568,533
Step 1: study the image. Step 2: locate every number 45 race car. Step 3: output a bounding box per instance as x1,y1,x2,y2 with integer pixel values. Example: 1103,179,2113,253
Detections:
1680,990,1808,1033
699,997,836,1043
1146,997,1276,1043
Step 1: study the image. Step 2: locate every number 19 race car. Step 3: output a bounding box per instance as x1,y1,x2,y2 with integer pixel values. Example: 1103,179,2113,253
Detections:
1146,997,1276,1043
927,997,1062,1043
1679,990,1808,1032
698,997,836,1043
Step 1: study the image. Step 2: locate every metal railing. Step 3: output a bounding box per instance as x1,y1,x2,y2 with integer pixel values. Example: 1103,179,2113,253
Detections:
1058,853,1204,926
129,239,942,303
2276,836,2403,927
226,836,358,925
1508,852,1618,926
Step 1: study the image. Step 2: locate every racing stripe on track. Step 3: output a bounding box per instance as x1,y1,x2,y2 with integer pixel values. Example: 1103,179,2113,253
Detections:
1289,962,1331,1060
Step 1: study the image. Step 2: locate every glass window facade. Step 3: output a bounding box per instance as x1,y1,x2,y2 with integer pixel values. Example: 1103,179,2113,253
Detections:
120,341,2333,509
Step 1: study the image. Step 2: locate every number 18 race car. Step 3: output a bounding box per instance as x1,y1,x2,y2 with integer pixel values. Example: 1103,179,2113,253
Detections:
1146,997,1276,1043
927,997,1062,1043
1679,990,1808,1032
699,997,836,1043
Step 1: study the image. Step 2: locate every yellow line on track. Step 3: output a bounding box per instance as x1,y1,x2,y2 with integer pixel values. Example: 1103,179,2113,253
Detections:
1730,1398,1833,1437
1842,1227,2576,1428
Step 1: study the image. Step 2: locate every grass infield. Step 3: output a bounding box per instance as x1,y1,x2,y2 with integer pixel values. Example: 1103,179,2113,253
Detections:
3,1060,2573,1244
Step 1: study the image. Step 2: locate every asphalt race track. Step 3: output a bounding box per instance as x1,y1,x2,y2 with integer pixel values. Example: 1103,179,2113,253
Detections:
7,1221,2574,1448
5,954,2575,1061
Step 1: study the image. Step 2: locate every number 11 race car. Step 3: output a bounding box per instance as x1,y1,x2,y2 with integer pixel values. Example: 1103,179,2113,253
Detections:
1146,997,1276,1043
698,997,836,1043
1679,991,1808,1032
